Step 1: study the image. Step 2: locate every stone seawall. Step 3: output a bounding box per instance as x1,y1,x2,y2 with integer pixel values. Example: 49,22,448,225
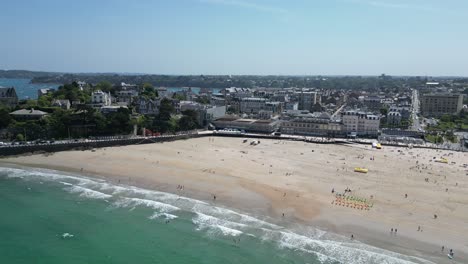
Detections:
0,134,204,157
1,132,463,157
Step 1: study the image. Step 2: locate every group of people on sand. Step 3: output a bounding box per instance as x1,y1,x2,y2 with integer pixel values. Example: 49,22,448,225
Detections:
330,187,352,195
177,185,184,191
441,246,455,258
390,228,398,234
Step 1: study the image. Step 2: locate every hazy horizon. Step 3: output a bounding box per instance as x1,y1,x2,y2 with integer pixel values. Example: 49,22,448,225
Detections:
2,69,467,78
1,0,468,76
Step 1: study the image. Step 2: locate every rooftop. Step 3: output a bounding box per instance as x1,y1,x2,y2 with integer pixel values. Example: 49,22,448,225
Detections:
10,109,48,116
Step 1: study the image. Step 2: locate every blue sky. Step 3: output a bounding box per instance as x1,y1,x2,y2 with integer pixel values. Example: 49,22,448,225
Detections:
1,0,467,76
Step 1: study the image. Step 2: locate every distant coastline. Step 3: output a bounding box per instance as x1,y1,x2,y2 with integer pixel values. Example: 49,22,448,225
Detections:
0,78,60,100
3,69,468,90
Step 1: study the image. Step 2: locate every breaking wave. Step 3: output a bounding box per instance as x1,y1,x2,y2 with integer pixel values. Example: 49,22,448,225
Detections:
0,166,436,264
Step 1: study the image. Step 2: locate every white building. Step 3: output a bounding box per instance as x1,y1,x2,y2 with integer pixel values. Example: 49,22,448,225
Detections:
213,116,280,133
137,97,160,115
240,98,267,114
297,91,320,111
92,90,111,106
284,101,299,111
223,87,253,99
387,111,402,126
281,117,343,137
180,101,226,126
341,110,380,136
37,88,55,98
116,90,139,104
52,99,71,110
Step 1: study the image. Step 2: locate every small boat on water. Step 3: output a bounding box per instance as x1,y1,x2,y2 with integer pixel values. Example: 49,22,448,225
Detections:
354,167,368,173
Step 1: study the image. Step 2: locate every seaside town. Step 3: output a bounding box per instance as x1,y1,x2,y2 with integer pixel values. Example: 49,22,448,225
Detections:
0,75,467,150
3,1,468,264
1,75,468,263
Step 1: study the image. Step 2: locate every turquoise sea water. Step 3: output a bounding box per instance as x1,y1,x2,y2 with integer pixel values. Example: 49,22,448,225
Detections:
0,167,434,264
0,78,221,100
0,78,60,100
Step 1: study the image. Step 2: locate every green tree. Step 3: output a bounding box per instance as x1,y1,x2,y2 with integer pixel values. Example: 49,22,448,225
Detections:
95,81,113,93
168,117,179,133
38,94,53,107
54,82,90,103
172,93,186,101
445,131,457,143
0,108,12,128
18,100,38,109
153,98,175,133
141,83,158,99
178,110,199,131
105,108,132,134
16,134,24,141
440,114,452,123
158,98,175,121
380,107,388,116
46,109,73,138
195,96,210,105
84,111,107,135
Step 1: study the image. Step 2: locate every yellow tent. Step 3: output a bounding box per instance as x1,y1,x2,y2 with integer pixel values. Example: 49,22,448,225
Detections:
354,167,369,173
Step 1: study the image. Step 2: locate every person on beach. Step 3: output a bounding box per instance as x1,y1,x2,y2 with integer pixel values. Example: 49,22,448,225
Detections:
441,246,444,252
395,228,397,234
351,234,354,240
391,228,393,233
213,195,216,200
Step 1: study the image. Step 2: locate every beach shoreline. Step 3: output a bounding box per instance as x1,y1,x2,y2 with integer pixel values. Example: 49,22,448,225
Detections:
2,137,467,263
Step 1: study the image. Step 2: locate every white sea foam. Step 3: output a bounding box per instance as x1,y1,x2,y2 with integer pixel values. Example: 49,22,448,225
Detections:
192,213,243,237
261,229,435,264
0,167,97,185
128,187,209,206
65,185,113,199
192,203,280,230
193,212,247,229
0,166,436,263
214,225,243,237
149,212,178,220
114,197,179,213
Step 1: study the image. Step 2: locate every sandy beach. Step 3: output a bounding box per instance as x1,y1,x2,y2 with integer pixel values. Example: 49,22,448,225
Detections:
2,137,467,263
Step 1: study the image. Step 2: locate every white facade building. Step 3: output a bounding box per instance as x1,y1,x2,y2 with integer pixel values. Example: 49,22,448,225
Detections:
387,111,402,126
240,98,267,114
297,91,320,111
341,111,380,136
116,90,139,104
92,90,111,106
